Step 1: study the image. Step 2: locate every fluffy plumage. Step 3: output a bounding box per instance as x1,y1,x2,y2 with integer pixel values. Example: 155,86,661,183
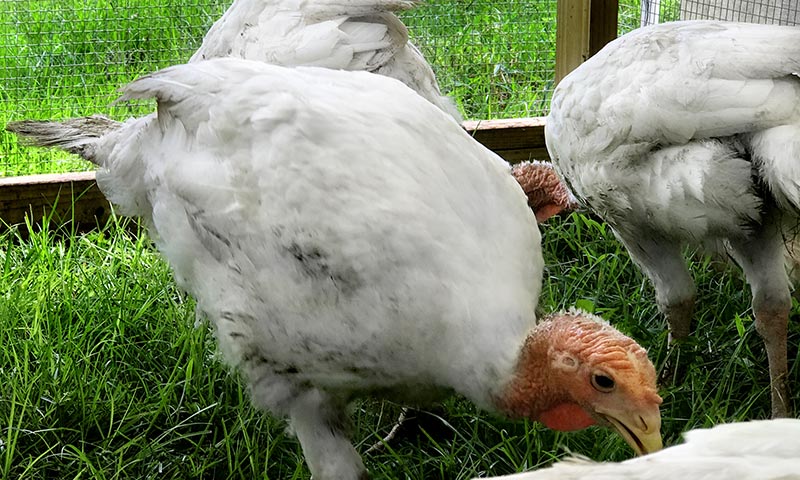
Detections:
191,0,460,119
193,0,583,221
7,59,662,479
546,20,800,417
474,419,800,480
29,0,459,158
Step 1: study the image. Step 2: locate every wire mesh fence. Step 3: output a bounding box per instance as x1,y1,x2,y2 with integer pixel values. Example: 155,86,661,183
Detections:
0,0,559,176
1,0,229,175
681,0,799,24
626,0,680,28
636,0,798,26
1,0,793,176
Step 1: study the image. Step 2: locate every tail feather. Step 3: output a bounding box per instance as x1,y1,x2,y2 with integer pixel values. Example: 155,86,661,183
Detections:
5,114,122,165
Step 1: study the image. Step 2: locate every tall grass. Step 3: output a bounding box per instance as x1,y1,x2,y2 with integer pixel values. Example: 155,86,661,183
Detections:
1,211,797,479
2,1,797,479
402,1,557,120
1,0,562,176
1,0,679,176
0,0,229,175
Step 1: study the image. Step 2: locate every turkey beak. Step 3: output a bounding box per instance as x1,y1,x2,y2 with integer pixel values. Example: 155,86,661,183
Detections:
599,409,663,455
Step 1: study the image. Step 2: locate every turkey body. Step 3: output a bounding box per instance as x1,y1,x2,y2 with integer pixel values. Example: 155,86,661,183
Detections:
91,59,539,478
8,58,665,479
115,60,536,405
191,0,460,119
475,419,800,480
546,20,800,417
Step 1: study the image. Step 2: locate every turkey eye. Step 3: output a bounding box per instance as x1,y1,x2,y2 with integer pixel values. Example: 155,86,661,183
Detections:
591,373,615,392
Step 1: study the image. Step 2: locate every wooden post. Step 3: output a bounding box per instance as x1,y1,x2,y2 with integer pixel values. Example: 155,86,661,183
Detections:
589,1,618,57
556,0,619,84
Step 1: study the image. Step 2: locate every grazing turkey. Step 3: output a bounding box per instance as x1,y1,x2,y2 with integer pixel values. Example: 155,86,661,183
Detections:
8,58,663,479
191,0,461,119
545,20,800,418
473,419,800,480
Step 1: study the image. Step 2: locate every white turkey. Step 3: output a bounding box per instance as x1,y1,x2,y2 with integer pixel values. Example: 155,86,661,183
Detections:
190,0,461,119
46,0,460,151
545,20,800,418
192,0,582,220
190,0,582,220
474,419,800,480
7,58,663,479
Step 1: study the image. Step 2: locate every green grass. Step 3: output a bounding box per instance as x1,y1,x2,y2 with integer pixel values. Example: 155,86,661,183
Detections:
1,0,679,176
1,0,562,176
2,210,797,479
401,1,557,120
0,0,229,176
3,1,796,478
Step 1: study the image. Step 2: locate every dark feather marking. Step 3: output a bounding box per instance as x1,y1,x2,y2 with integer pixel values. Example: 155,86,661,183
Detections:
186,208,236,263
240,345,302,376
271,225,364,293
285,241,363,294
344,366,370,376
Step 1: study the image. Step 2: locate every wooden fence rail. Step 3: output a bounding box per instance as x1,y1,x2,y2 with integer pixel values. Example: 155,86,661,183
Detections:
0,0,619,235
0,118,548,233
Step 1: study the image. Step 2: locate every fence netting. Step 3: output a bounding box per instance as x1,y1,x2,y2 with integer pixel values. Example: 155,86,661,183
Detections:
1,0,558,175
636,0,798,27
1,1,795,175
680,0,799,24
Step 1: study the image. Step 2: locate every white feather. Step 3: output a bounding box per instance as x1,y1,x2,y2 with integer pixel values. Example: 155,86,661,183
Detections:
107,55,540,420
93,58,540,478
475,419,800,480
190,0,461,119
546,20,800,418
548,21,800,236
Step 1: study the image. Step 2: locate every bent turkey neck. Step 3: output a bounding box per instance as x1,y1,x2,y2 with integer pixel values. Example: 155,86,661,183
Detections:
494,321,596,429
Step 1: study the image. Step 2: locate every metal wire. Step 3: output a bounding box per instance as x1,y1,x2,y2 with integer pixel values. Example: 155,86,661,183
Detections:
619,1,680,31
0,0,230,175
0,0,558,175
403,1,558,120
681,0,800,24
2,1,797,176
